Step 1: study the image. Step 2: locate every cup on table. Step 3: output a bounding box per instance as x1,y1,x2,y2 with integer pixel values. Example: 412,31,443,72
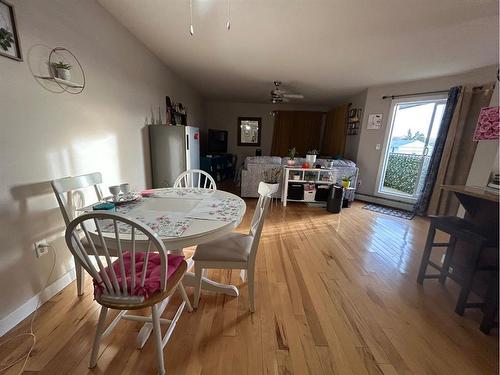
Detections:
120,183,131,196
109,185,121,201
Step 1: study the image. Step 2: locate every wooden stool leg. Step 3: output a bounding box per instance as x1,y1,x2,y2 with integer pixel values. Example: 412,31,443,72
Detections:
480,271,498,335
439,236,457,284
455,243,483,316
417,225,436,284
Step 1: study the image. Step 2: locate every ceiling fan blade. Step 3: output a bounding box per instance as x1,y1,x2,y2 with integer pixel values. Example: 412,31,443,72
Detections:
283,94,304,99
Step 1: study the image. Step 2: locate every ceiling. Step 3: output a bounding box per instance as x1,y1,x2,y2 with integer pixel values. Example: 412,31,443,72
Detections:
98,0,499,105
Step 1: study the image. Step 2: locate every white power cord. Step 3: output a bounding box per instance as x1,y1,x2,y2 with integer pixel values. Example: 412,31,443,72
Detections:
0,245,57,374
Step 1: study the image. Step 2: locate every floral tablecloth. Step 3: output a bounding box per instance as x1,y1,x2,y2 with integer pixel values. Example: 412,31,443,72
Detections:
100,211,192,237
146,187,216,199
186,197,244,222
98,189,244,237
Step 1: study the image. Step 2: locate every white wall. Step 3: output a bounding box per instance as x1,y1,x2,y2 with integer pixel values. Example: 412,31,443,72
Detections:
203,101,328,165
0,0,203,330
352,65,498,197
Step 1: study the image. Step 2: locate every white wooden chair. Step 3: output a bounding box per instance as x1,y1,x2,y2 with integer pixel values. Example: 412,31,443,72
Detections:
173,169,217,190
192,182,275,312
51,172,104,296
65,211,192,375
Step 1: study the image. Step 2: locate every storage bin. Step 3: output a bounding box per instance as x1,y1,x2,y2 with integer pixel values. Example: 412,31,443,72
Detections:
315,184,330,201
304,190,316,202
287,183,304,200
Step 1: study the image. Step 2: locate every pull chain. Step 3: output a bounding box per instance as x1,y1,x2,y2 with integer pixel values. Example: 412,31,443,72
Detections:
226,0,231,30
189,0,194,35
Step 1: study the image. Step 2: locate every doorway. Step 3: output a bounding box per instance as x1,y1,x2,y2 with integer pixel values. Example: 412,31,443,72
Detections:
376,95,448,203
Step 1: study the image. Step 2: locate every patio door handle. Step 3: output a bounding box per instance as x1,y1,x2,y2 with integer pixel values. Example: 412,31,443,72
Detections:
423,146,429,156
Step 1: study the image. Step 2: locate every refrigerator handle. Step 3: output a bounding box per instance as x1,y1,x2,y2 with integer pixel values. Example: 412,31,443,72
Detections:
186,134,189,150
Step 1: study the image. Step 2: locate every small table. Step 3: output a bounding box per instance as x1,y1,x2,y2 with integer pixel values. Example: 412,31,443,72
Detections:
441,185,499,233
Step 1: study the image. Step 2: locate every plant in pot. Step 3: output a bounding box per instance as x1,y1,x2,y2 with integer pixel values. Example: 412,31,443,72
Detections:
341,175,353,188
306,149,319,164
53,61,72,81
287,147,297,166
261,167,281,195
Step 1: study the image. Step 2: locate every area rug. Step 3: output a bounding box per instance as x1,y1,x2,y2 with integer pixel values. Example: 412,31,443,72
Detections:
362,204,415,220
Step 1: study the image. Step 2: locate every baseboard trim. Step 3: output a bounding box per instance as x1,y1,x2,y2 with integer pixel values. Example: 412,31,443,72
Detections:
355,193,414,211
0,268,76,337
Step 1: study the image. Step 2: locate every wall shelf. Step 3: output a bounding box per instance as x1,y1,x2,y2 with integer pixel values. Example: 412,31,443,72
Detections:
35,76,84,89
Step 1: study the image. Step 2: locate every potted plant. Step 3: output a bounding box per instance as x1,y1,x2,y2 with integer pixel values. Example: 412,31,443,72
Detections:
287,147,297,166
306,149,319,164
261,167,281,195
53,61,72,81
341,175,353,188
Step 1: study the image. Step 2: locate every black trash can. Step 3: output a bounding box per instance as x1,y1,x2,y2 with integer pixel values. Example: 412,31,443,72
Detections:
326,185,344,213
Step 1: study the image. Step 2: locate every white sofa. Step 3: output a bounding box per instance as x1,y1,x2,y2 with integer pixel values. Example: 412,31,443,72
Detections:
240,156,358,198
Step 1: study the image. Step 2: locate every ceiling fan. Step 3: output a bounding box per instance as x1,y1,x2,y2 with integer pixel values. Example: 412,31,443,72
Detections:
270,81,304,104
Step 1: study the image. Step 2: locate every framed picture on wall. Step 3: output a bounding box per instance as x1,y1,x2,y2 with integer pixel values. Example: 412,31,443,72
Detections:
237,117,261,146
0,0,22,61
367,113,383,130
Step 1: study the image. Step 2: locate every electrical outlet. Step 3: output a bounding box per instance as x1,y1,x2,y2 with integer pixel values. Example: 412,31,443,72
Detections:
375,144,381,150
34,240,49,258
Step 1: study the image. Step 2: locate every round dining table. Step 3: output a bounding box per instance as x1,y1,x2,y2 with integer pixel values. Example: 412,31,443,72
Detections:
101,187,247,348
108,187,247,293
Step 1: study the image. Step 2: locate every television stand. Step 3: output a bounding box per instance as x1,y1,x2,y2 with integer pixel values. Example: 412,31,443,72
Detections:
201,154,235,182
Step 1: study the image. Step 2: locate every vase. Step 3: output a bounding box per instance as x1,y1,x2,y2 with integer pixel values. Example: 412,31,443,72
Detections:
305,154,317,164
56,68,71,81
342,180,350,188
287,159,296,166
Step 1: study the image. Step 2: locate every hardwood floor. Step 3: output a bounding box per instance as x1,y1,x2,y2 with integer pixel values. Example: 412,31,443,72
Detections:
1,201,498,374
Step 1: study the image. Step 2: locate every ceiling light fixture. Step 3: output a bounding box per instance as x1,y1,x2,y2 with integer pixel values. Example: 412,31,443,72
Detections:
188,0,231,36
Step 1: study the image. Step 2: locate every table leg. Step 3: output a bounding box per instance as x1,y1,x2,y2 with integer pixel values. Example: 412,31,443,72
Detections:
182,257,239,297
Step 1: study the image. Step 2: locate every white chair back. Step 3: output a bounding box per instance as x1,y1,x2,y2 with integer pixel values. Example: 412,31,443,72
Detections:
247,182,274,263
51,172,103,225
174,169,217,190
65,211,168,305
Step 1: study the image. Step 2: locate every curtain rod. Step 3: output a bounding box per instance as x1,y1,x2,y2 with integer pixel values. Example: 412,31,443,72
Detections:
382,90,449,100
382,85,488,100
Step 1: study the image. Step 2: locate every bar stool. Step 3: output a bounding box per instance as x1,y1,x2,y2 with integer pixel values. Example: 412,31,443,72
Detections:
417,216,498,333
417,216,488,285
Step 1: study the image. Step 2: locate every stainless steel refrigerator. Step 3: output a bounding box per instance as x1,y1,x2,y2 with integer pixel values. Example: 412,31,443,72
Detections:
149,125,200,188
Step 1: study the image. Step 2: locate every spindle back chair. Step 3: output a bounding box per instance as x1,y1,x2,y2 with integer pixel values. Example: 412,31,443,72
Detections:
65,211,191,375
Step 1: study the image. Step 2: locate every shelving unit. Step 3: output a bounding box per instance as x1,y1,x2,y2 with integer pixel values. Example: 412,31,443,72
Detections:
281,167,357,207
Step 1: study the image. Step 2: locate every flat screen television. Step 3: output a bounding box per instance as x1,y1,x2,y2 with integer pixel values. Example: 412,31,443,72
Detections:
207,129,228,153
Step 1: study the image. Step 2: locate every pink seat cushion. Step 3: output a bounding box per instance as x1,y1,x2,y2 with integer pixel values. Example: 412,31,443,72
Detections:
94,252,184,300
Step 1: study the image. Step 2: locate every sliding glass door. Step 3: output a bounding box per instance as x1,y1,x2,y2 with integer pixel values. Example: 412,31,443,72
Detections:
376,95,447,203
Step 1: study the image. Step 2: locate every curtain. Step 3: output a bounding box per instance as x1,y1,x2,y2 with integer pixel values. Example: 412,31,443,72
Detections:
414,83,495,216
322,104,349,157
271,111,324,156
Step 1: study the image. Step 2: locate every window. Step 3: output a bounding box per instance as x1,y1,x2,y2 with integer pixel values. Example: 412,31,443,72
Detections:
375,95,447,203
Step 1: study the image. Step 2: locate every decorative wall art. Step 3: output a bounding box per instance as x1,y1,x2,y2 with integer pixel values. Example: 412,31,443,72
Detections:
0,0,22,61
367,113,383,130
473,106,499,141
